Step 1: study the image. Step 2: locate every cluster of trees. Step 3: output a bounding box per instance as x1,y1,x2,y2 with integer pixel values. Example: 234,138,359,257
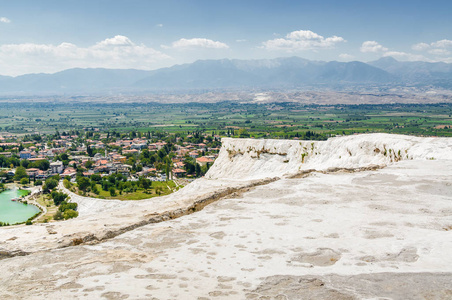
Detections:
43,177,59,193
137,144,176,173
25,177,79,221
74,173,153,197
50,191,78,220
0,157,51,185
183,158,211,177
21,134,42,142
21,159,50,170
0,155,20,168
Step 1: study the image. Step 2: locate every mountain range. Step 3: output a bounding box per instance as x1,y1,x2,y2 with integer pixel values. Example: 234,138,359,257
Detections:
0,56,451,95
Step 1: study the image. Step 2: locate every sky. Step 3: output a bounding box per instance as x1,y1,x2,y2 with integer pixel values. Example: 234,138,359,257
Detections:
0,0,451,76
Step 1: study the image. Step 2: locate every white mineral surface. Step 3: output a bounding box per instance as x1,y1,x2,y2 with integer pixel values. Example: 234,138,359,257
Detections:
0,133,451,299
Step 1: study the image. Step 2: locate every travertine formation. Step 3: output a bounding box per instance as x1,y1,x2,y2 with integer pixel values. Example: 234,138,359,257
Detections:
0,134,451,299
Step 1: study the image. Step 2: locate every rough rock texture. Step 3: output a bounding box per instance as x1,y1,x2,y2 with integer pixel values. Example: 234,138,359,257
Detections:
0,133,451,299
208,134,452,180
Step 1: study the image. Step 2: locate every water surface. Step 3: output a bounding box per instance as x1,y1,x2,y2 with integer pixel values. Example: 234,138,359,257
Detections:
0,189,40,224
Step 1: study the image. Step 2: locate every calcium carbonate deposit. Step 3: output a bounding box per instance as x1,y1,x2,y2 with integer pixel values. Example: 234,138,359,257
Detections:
0,133,451,299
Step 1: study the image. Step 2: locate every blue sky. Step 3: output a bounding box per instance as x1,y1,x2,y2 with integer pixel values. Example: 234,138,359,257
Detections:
0,0,451,76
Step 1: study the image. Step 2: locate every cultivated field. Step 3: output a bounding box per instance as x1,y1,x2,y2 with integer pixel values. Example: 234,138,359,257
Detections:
0,101,451,138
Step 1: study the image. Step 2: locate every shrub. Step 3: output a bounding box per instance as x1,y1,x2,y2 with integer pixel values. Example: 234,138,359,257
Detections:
53,210,64,220
63,209,78,220
92,185,99,195
34,179,42,186
76,176,90,192
20,177,29,185
14,166,28,181
51,191,68,206
25,220,32,225
59,201,78,212
43,178,58,193
63,179,71,189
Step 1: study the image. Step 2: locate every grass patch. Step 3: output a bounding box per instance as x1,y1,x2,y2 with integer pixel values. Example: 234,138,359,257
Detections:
77,181,177,201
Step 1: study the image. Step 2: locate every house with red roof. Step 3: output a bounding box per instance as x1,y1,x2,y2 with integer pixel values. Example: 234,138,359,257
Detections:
196,156,214,167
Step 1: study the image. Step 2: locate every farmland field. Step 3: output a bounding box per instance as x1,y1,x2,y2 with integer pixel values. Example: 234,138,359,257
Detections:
0,101,451,138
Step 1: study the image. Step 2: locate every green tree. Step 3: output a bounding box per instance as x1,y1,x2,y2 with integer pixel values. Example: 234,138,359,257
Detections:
53,210,64,220
165,161,171,181
63,209,78,220
109,187,116,197
86,145,93,157
43,178,58,193
51,191,68,206
195,164,201,177
20,177,29,185
92,184,99,195
20,160,30,168
59,201,78,212
76,176,90,192
14,166,28,181
155,186,163,195
90,174,101,182
139,177,152,192
85,160,94,169
63,179,71,189
60,153,69,161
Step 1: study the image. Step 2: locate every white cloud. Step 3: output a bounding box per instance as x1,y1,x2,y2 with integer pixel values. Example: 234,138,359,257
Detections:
262,30,345,51
339,53,354,60
236,39,247,43
94,35,134,48
410,39,452,61
428,48,451,56
156,23,163,27
0,35,171,76
360,40,432,62
383,51,428,61
412,39,452,51
0,17,11,23
166,38,229,49
360,41,388,53
412,42,430,51
431,39,452,48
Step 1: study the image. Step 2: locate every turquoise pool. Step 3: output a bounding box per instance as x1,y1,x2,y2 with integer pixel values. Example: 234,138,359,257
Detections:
0,189,40,224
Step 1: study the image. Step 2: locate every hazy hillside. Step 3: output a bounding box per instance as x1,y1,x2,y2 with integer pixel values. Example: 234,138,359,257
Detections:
369,57,452,88
0,68,151,94
0,56,451,94
135,57,395,89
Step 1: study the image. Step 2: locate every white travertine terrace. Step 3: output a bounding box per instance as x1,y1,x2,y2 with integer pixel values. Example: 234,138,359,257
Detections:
1,133,451,299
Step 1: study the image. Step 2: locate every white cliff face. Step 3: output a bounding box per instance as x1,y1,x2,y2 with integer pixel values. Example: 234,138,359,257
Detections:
60,133,452,216
206,133,452,180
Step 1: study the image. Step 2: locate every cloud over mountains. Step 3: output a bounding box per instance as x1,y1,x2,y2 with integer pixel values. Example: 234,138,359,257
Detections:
262,30,345,51
0,35,171,76
0,29,451,76
166,38,229,49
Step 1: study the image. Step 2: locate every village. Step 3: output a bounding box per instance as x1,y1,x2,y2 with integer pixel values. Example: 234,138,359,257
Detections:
0,130,221,197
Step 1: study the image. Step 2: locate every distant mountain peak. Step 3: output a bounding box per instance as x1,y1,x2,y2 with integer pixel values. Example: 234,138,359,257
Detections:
0,56,451,95
373,56,399,63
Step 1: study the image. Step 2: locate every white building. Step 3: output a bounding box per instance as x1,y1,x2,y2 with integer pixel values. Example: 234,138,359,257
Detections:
50,161,64,174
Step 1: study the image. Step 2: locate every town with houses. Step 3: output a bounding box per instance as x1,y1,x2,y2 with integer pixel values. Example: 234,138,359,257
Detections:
0,130,220,189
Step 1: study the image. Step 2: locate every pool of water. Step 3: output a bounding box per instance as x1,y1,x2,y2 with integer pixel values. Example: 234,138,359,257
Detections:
0,189,40,224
